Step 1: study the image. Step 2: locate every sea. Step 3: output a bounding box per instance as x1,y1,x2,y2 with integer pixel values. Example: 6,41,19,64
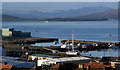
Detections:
2,20,120,57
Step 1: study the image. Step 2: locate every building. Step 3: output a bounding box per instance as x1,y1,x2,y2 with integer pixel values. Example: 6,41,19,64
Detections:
0,63,13,70
2,28,31,38
28,54,58,61
0,56,36,70
37,56,91,67
50,62,114,70
2,28,14,37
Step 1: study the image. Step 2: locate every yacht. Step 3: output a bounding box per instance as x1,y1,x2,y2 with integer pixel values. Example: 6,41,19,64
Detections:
65,33,78,55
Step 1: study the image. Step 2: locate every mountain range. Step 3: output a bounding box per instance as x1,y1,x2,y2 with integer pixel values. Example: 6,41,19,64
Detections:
79,9,118,19
2,6,118,21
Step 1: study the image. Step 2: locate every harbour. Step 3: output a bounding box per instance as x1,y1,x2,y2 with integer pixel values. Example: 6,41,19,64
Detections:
1,2,120,70
1,21,120,70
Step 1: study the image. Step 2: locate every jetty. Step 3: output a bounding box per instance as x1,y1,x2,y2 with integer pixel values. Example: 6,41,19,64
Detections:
61,40,110,44
3,37,58,45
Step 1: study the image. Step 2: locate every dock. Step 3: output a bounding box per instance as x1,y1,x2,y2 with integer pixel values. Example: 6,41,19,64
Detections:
3,37,58,45
61,40,110,44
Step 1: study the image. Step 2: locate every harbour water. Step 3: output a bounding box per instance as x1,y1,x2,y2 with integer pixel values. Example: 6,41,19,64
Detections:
2,20,119,57
0,46,6,56
3,21,118,42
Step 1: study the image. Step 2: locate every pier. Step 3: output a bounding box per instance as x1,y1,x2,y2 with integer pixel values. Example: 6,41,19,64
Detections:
61,40,110,44
3,37,58,45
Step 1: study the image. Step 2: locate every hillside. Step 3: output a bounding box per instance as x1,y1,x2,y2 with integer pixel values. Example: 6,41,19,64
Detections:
2,14,20,19
2,9,118,21
3,6,113,18
79,9,118,20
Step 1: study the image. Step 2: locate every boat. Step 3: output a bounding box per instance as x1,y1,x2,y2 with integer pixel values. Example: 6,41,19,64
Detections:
109,44,119,49
65,46,78,50
45,21,48,23
65,33,78,55
61,42,78,50
61,42,69,48
80,53,91,57
65,51,78,55
108,34,119,49
61,44,68,48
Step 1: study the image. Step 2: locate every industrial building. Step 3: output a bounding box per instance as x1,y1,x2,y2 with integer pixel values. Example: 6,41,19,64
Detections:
2,28,31,38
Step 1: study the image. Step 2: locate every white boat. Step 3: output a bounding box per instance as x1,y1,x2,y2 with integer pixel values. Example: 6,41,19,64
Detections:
66,51,78,55
65,46,78,50
109,44,119,49
45,21,48,23
61,44,68,48
65,33,78,55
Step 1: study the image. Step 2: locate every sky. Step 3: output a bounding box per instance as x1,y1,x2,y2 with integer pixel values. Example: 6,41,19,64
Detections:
1,0,120,2
2,2,118,12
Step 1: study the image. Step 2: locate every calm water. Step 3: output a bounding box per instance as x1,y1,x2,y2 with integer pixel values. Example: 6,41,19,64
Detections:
3,21,118,42
2,21,119,57
0,46,6,56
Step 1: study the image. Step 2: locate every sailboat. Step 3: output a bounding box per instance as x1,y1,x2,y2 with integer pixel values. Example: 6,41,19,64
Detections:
45,21,48,23
65,33,78,55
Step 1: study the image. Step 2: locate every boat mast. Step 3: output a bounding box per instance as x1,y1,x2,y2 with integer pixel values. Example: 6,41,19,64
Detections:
68,40,69,51
72,33,74,51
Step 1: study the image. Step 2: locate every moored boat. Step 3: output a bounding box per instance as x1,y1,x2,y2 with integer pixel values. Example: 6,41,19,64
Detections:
65,33,78,55
109,44,119,49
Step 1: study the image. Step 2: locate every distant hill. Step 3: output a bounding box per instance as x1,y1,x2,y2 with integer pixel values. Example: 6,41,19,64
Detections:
79,9,118,20
3,6,113,18
2,14,20,20
45,9,118,21
2,14,43,21
2,8,118,21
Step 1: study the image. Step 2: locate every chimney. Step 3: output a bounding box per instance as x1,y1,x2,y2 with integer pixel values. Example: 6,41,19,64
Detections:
82,64,84,69
78,64,84,68
78,64,84,70
87,65,90,70
78,64,81,68
50,63,54,67
34,64,37,68
4,62,7,65
60,63,63,65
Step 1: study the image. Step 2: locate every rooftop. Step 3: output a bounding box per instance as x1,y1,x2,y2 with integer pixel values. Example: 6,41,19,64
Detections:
0,63,13,70
29,54,59,58
0,56,36,68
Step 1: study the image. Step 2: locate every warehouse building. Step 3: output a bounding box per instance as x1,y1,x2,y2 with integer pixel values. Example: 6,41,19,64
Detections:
2,28,31,38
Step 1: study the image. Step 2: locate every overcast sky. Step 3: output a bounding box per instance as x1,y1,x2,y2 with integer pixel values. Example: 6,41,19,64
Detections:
2,0,120,2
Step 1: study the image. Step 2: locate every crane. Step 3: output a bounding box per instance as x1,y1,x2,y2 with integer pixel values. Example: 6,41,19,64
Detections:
108,34,112,46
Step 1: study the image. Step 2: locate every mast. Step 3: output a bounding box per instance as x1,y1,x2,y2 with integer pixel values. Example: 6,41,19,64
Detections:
68,40,69,51
72,33,74,51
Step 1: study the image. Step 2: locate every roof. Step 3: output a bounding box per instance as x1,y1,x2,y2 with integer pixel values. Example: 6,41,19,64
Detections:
0,63,13,70
95,57,110,63
29,54,59,58
104,65,111,68
81,62,104,68
50,63,60,69
50,62,107,70
0,56,36,68
53,63,78,70
95,57,120,62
